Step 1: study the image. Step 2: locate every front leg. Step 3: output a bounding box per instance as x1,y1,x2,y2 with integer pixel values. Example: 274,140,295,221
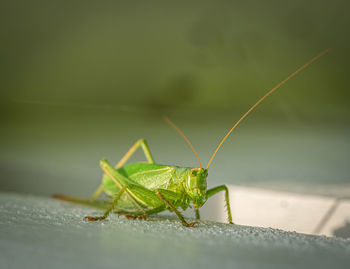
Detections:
206,185,233,224
156,189,198,227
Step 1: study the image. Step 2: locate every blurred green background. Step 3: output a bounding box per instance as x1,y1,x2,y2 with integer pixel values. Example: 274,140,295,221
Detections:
1,0,349,199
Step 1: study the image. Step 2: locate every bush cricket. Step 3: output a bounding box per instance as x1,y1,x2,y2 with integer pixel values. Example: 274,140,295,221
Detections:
54,49,329,227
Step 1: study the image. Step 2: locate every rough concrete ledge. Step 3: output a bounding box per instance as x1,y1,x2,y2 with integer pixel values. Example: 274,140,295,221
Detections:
0,192,349,269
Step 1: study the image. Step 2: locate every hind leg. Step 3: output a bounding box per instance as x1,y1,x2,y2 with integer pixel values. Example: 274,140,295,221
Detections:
115,139,155,168
89,139,155,201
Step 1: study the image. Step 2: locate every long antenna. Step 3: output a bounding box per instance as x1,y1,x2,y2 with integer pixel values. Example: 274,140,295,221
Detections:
164,116,203,169
206,49,330,169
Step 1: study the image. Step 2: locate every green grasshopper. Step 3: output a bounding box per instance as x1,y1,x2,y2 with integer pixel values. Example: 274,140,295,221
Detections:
54,49,329,227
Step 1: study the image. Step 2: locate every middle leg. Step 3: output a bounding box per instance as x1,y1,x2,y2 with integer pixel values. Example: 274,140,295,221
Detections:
156,189,198,227
194,208,200,220
84,185,129,221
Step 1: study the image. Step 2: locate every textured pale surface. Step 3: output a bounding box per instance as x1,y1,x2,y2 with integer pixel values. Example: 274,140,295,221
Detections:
212,186,350,237
1,192,350,269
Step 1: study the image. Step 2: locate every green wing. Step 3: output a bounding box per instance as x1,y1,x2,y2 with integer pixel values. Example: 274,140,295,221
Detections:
54,162,191,215
101,162,190,212
118,163,189,190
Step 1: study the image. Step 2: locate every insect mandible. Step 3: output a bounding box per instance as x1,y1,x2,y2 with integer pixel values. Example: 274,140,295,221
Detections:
54,49,329,227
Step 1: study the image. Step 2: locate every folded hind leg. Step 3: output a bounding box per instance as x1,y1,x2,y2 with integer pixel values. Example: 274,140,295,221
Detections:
89,139,155,201
115,139,155,168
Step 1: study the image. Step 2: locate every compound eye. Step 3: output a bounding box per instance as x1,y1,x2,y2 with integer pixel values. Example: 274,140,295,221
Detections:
191,170,197,176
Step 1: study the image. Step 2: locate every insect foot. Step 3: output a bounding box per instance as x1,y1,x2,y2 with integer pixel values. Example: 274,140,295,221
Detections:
124,214,138,220
83,216,107,221
183,221,199,228
117,213,148,220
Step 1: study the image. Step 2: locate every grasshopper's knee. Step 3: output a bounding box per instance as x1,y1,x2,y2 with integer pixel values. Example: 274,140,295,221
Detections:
155,189,162,195
137,138,147,144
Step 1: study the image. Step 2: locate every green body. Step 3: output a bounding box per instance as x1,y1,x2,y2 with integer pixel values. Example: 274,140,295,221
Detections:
102,162,192,215
54,139,232,227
